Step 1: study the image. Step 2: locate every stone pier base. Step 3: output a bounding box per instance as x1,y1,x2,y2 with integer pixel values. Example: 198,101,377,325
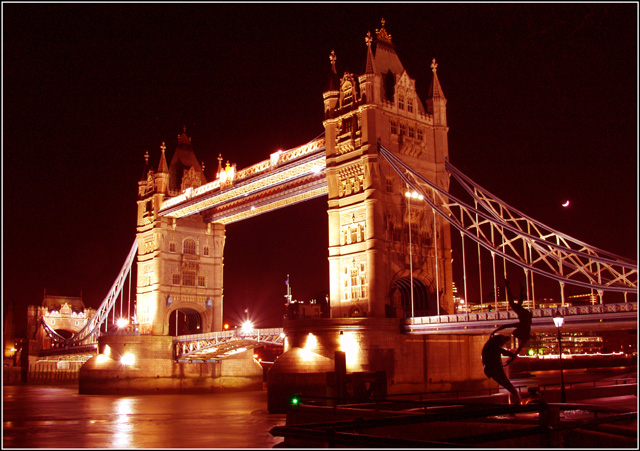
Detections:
79,334,262,395
267,318,492,412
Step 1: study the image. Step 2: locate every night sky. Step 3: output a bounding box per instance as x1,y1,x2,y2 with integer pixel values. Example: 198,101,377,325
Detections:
3,3,637,335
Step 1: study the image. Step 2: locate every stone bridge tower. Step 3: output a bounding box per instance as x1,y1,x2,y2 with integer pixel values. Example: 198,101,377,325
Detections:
324,20,453,319
136,128,225,335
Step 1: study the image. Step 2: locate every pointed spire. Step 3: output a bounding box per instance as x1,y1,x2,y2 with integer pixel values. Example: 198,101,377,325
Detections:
428,58,446,100
216,153,223,179
427,58,447,126
328,50,340,91
157,141,169,173
140,150,150,181
364,31,376,74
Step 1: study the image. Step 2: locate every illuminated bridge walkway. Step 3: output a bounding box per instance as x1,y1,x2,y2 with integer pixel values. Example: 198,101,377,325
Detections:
173,302,636,361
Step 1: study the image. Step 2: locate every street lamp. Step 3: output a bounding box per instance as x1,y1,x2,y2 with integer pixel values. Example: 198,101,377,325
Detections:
553,310,567,403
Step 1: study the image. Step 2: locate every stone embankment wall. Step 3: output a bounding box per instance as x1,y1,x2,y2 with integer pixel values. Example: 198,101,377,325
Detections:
79,334,263,394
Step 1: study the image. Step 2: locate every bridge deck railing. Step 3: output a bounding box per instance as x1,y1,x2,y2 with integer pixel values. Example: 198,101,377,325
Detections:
174,328,285,360
408,302,637,326
175,327,284,343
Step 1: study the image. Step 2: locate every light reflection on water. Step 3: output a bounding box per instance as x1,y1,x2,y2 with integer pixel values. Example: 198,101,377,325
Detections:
113,397,134,448
3,386,286,449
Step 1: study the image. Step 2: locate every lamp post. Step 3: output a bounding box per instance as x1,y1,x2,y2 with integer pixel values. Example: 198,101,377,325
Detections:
553,310,567,403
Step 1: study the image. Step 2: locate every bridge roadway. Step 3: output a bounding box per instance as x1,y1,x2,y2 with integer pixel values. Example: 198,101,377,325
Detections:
173,302,637,361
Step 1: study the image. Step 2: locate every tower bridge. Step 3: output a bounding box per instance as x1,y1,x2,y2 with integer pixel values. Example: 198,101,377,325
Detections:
57,19,636,402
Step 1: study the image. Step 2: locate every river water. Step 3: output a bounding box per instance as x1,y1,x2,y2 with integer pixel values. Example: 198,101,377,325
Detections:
3,385,286,449
4,367,636,448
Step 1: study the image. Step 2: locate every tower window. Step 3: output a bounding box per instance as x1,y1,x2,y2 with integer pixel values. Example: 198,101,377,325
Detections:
183,239,196,255
407,98,413,113
390,121,397,135
183,271,196,286
198,275,206,287
409,126,415,138
417,128,423,141
169,242,176,253
203,246,209,256
342,81,353,106
399,123,406,136
351,269,359,299
344,117,353,134
386,178,393,193
398,94,404,110
172,274,180,285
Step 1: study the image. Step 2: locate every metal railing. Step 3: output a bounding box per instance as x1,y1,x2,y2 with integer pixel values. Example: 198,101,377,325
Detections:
174,327,285,360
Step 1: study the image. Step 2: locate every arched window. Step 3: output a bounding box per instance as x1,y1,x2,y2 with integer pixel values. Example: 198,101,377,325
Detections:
350,227,358,244
183,239,196,255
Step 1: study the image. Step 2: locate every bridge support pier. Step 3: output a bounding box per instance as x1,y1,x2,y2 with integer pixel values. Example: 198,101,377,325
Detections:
79,334,262,394
267,318,492,413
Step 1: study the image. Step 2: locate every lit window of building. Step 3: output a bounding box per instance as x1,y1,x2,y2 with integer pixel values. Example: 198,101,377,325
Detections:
344,117,353,134
183,239,196,255
183,271,196,286
343,266,350,300
351,268,359,299
342,81,353,106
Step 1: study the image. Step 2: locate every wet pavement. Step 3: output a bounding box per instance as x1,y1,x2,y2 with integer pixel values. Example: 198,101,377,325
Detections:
3,386,286,449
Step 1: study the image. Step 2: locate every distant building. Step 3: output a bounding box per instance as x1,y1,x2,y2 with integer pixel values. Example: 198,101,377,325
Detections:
27,294,96,350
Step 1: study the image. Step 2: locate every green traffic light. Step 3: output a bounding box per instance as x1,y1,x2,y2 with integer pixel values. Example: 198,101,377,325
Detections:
290,395,301,406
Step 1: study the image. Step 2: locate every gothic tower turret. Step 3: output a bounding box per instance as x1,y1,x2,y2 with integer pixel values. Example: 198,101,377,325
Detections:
136,128,225,335
155,142,170,195
323,50,341,118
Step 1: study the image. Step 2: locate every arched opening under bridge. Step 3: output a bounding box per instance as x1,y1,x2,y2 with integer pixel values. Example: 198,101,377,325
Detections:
168,308,202,336
391,277,447,317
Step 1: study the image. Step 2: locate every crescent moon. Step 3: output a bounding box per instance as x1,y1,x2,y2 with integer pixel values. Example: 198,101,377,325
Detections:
562,200,570,207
